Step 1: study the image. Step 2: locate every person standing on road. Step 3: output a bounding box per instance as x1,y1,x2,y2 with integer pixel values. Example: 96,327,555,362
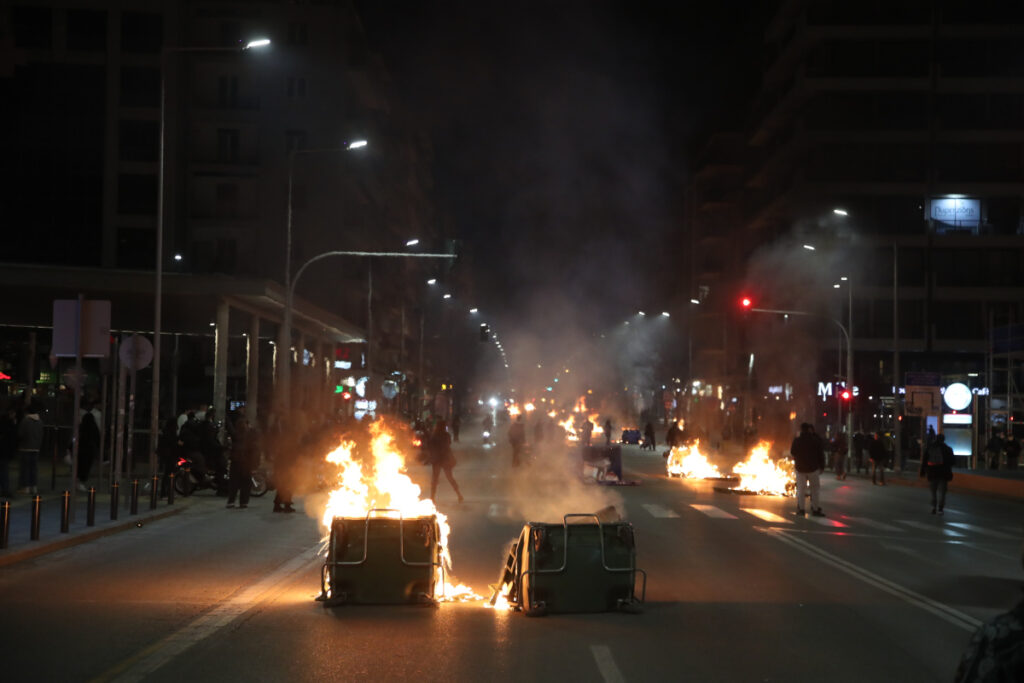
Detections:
451,413,461,443
868,431,889,485
604,418,613,447
16,402,44,495
581,419,594,446
920,432,954,514
226,417,257,509
428,420,463,504
508,415,526,467
833,432,848,481
643,422,656,451
790,422,826,517
985,431,1005,470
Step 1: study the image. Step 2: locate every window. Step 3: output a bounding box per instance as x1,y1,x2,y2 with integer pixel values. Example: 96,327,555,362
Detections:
120,66,160,107
121,11,162,54
285,129,307,153
118,174,158,214
67,9,107,51
287,22,308,46
216,129,240,162
116,228,155,268
218,76,239,107
287,76,307,98
118,120,159,162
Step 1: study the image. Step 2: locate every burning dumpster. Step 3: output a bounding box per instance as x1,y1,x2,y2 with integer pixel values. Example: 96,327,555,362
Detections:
489,512,645,616
320,508,442,606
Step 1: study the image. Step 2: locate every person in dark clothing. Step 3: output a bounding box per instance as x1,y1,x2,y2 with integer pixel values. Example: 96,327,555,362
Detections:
508,416,526,467
451,413,461,443
271,411,296,513
178,411,205,476
16,403,44,495
920,433,954,514
868,432,888,485
200,409,226,492
853,431,866,474
1005,435,1020,471
581,419,594,446
665,420,681,451
533,418,544,446
157,415,180,497
226,418,258,508
428,420,463,503
986,432,1005,470
76,403,101,491
643,422,656,451
0,402,17,498
604,419,613,447
955,547,1024,682
790,422,826,517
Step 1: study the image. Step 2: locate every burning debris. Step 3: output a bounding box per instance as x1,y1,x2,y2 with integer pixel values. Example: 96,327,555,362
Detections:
714,441,795,497
317,420,480,604
665,441,729,479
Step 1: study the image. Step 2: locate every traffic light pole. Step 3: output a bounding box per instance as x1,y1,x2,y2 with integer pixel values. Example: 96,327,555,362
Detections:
750,306,853,461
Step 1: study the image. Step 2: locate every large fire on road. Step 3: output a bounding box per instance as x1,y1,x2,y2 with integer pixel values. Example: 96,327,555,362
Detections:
319,420,480,602
720,441,795,497
665,441,725,479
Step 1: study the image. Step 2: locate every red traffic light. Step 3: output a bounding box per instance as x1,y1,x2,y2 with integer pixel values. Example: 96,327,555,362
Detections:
341,391,352,400
840,389,851,401
740,296,753,309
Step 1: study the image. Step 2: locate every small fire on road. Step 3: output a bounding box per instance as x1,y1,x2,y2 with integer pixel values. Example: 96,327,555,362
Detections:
715,441,795,497
665,441,726,479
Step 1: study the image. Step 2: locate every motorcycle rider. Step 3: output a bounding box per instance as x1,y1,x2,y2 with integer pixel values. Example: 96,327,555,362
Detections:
177,410,207,481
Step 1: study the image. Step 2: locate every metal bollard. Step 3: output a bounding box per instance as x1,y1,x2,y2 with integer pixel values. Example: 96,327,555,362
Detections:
168,473,175,505
60,490,70,533
150,475,159,510
130,479,139,516
30,495,41,541
1,500,9,549
110,482,119,521
87,488,96,527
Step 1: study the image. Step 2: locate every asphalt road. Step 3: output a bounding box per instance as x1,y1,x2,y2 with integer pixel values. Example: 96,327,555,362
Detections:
1,434,1021,682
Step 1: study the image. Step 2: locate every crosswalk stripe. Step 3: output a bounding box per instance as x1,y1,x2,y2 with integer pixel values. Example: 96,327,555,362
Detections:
899,520,965,537
842,516,902,532
642,503,680,518
946,522,1018,540
690,504,738,519
743,508,792,524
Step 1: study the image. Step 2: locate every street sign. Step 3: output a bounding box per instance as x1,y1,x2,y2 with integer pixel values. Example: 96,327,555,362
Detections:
119,334,153,370
52,299,112,357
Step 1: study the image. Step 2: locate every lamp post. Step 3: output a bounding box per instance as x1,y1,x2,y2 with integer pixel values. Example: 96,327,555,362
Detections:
150,38,270,478
277,141,368,414
280,250,456,413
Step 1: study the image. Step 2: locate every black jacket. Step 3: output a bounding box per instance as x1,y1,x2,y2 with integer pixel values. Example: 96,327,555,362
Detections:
920,442,954,482
790,432,825,473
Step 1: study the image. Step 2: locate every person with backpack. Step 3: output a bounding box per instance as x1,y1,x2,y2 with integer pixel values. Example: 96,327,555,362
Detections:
920,432,954,515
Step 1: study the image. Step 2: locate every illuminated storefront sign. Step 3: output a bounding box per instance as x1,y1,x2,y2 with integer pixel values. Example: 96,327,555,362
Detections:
930,197,980,227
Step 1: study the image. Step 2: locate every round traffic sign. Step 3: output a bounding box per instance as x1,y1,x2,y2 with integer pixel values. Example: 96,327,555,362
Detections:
119,334,154,370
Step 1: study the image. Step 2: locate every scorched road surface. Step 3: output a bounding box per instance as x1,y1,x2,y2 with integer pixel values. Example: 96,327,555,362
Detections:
1,440,1020,682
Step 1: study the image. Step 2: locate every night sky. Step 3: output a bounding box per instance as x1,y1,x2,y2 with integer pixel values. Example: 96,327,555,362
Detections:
360,1,763,343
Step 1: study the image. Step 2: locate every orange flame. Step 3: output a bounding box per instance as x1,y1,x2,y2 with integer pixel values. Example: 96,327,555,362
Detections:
320,420,481,601
730,441,795,496
666,440,723,478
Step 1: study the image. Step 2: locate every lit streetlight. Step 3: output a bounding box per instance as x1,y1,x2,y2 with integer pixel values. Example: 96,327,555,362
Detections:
405,239,419,247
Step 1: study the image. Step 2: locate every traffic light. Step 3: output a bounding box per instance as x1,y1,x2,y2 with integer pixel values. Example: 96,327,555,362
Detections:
839,389,851,401
740,296,753,309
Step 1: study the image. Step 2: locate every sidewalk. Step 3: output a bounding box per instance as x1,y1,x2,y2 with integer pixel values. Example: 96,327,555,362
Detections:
1,457,194,567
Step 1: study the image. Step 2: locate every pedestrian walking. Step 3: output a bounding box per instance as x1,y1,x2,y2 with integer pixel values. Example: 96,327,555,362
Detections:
226,417,258,509
985,431,1005,470
581,419,594,446
508,415,526,467
428,420,463,503
920,433,954,514
0,401,17,498
790,422,826,517
1005,435,1020,471
76,400,101,491
853,431,866,474
16,402,44,495
643,422,656,451
868,431,888,485
604,419,613,446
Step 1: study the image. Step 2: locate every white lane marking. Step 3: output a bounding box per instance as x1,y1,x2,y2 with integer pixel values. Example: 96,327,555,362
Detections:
108,545,320,682
743,508,792,524
899,520,965,537
690,504,738,519
807,516,848,528
842,516,902,532
591,644,626,683
642,503,679,518
760,528,982,632
947,522,1018,540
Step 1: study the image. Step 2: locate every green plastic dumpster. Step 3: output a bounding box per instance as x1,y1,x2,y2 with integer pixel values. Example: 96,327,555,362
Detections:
493,513,646,616
320,508,441,606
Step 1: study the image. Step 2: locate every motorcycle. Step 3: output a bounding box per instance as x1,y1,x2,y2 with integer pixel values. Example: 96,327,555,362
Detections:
173,455,270,498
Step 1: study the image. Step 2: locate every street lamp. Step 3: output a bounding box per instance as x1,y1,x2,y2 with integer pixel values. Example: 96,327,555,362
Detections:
277,140,369,414
151,38,270,478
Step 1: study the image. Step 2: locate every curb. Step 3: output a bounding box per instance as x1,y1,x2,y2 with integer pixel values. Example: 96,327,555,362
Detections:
0,505,187,568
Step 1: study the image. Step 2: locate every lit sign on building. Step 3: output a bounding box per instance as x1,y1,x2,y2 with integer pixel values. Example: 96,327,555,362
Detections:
930,197,980,228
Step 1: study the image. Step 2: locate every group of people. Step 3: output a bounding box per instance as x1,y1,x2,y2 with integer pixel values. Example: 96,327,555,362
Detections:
983,431,1021,470
0,397,45,498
